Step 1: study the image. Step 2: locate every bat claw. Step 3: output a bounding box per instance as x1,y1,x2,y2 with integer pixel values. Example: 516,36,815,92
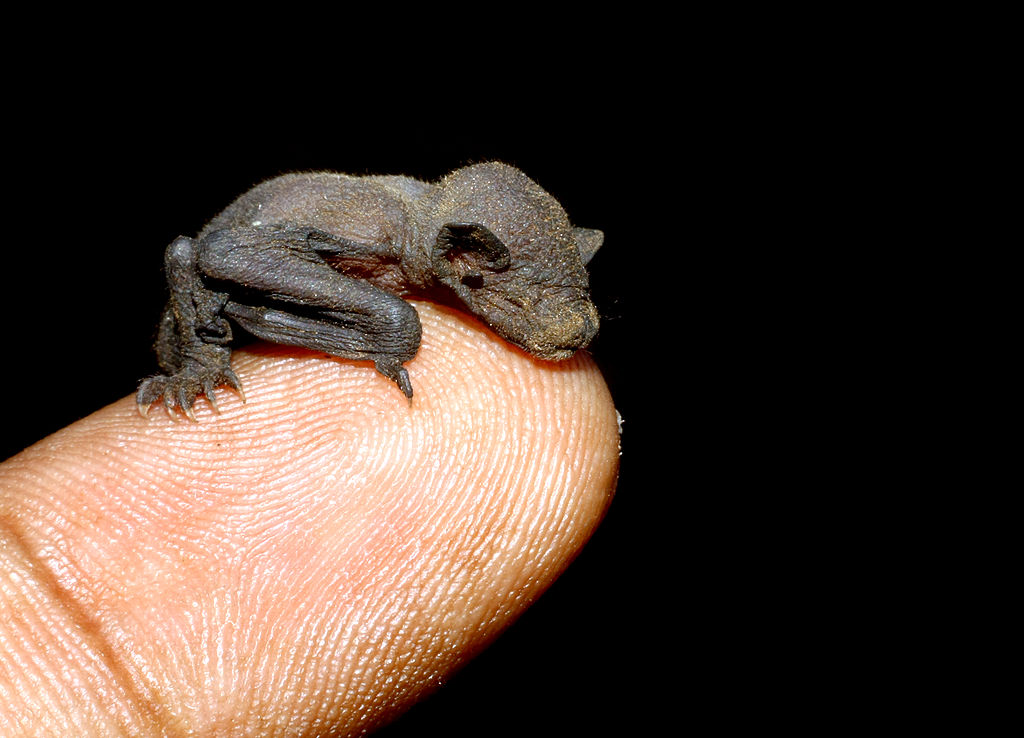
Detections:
135,366,244,421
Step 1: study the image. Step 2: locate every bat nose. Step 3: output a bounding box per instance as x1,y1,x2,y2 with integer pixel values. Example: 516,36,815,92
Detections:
516,298,600,359
573,302,600,347
551,301,599,354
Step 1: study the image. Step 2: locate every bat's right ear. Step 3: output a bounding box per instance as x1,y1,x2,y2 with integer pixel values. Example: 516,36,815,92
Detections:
432,222,512,283
574,228,604,264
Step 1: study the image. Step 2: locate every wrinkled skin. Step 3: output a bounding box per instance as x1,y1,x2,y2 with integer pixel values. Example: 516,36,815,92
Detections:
137,162,602,418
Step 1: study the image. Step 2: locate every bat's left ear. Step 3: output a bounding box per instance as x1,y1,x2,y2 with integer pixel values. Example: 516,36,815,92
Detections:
574,228,604,264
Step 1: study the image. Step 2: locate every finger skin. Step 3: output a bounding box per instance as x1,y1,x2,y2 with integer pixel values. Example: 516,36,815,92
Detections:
0,301,620,736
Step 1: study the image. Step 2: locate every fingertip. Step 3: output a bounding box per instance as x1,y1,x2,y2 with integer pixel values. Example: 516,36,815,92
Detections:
0,300,620,736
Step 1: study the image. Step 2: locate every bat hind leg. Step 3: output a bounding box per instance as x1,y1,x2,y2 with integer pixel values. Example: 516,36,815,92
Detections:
137,236,243,419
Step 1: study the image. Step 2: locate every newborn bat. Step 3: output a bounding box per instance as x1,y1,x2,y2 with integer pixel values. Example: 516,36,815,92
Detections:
137,162,602,419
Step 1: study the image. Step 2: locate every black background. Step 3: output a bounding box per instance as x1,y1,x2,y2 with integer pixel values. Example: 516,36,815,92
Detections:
1,77,680,735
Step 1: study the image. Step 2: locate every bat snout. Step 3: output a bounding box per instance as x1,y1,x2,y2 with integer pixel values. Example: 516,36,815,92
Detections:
525,299,600,360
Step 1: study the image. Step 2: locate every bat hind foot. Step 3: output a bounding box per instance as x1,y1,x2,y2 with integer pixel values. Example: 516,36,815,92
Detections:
137,365,245,421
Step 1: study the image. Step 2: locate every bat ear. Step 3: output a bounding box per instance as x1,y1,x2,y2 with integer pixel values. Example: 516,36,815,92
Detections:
433,222,511,282
574,227,603,264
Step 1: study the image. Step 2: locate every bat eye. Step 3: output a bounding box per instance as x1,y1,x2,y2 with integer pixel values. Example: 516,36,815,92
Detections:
460,273,485,288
